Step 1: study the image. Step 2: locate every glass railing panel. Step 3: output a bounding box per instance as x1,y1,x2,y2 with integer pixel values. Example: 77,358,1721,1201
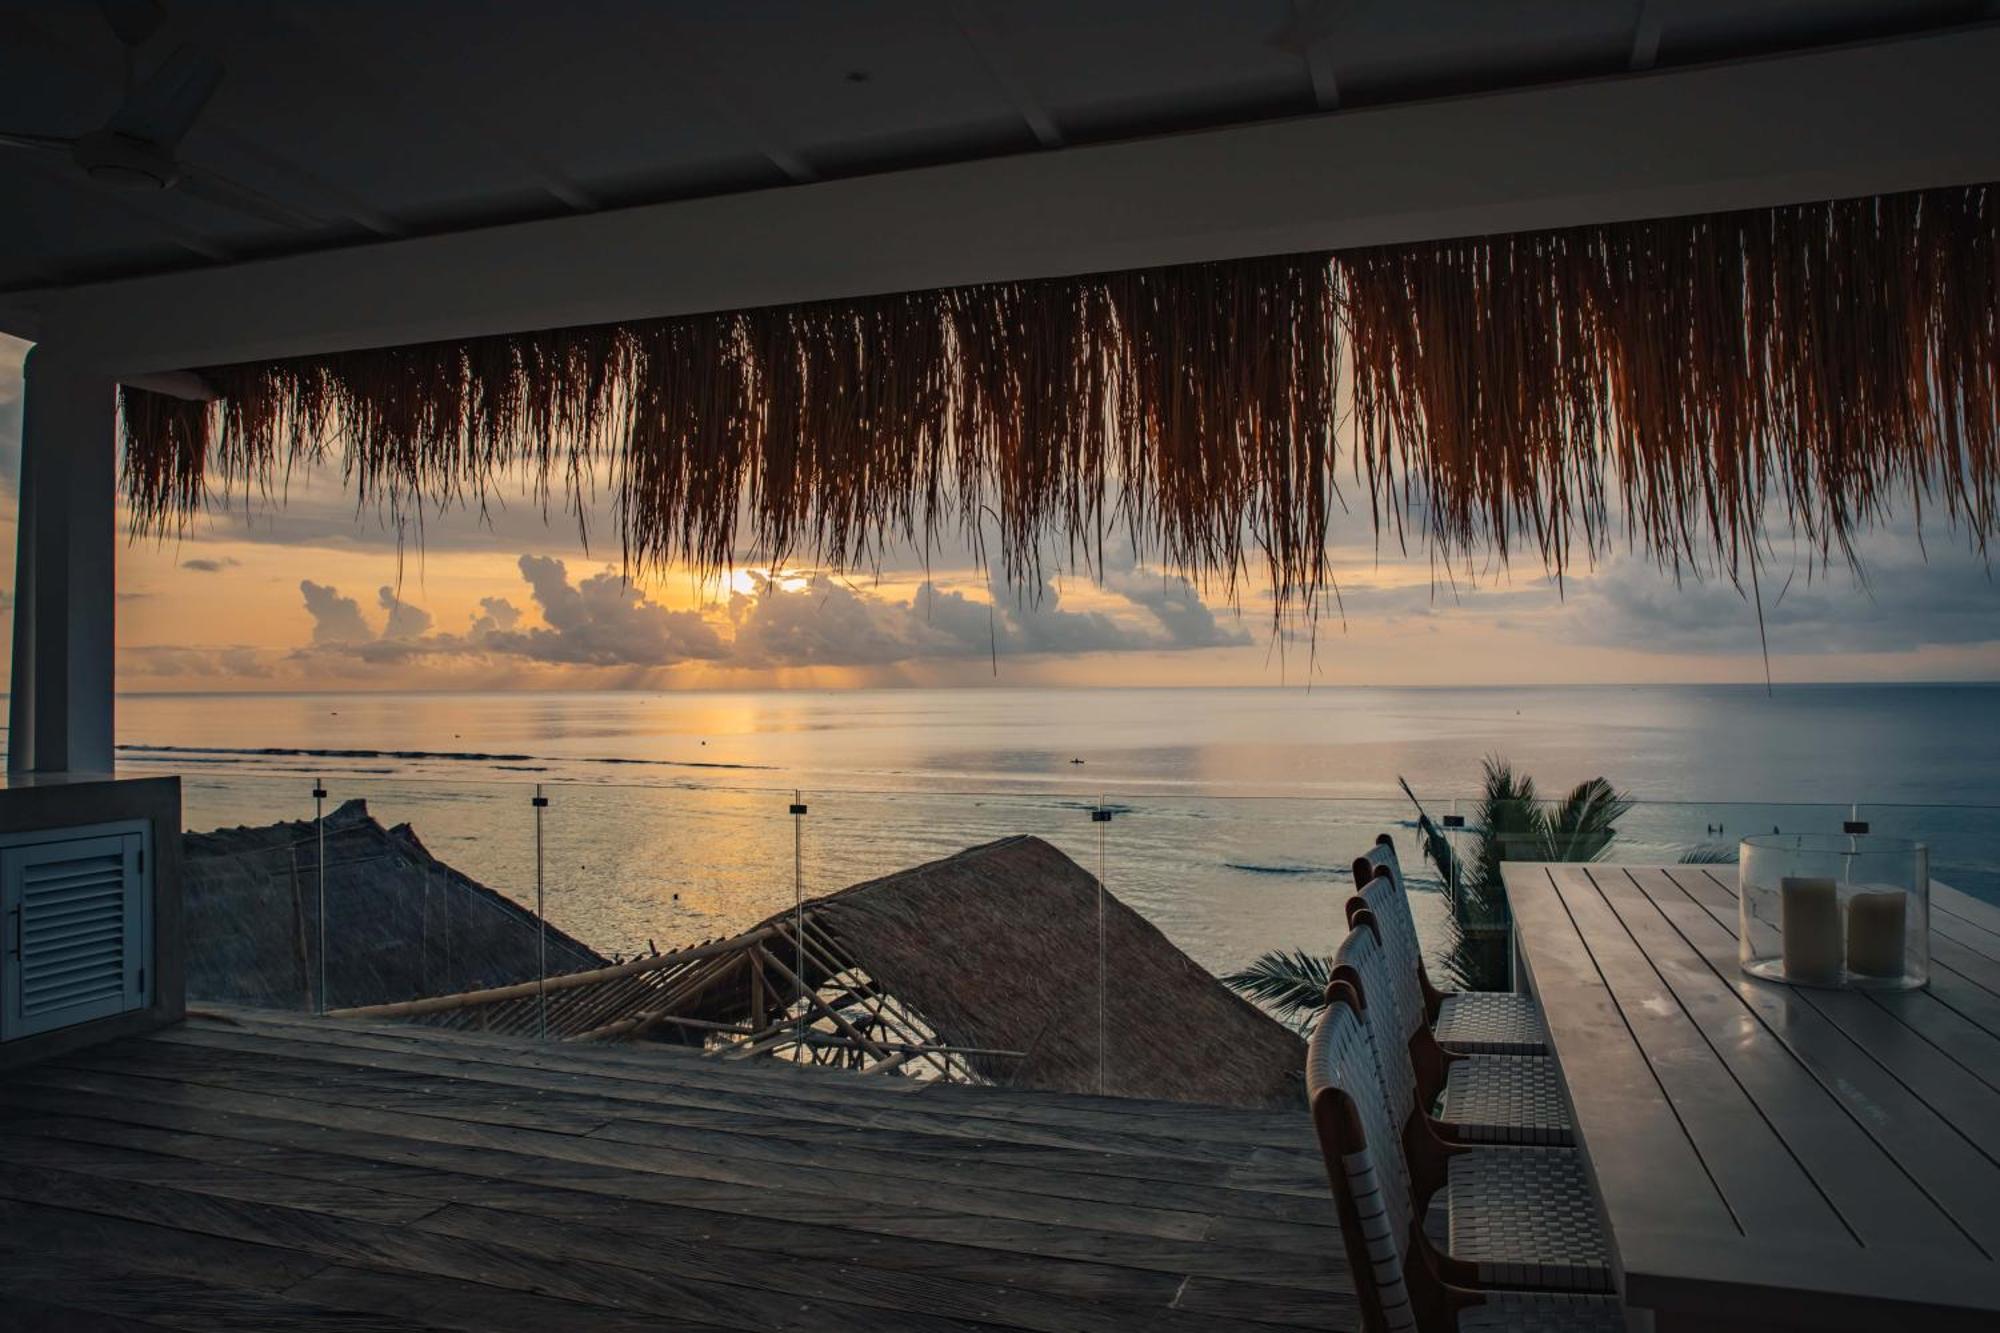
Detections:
164,764,2000,1093
779,786,1105,1087
178,773,329,1012
179,771,556,1016
1854,802,2000,905
1103,793,1428,996
1593,798,1853,868
537,779,807,967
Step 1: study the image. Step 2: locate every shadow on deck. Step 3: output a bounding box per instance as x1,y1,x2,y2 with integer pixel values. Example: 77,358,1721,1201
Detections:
0,1006,1355,1331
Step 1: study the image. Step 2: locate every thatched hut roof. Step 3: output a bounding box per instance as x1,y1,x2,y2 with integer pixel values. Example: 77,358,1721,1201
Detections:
783,835,1304,1107
122,183,1998,617
331,833,1304,1108
184,798,605,1011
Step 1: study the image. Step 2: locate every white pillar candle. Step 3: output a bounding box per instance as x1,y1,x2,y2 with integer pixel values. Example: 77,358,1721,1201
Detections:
1847,890,1908,979
1781,877,1843,985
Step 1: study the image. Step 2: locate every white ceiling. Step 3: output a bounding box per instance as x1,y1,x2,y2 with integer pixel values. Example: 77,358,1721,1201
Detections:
2,0,1985,297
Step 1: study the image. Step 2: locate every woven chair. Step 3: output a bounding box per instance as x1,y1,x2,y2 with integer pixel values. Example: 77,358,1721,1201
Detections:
1349,846,1568,1147
1357,836,1548,1056
1334,920,1615,1297
1307,978,1624,1332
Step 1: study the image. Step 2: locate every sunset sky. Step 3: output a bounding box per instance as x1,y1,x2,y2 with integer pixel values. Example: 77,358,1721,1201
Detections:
4,333,1997,693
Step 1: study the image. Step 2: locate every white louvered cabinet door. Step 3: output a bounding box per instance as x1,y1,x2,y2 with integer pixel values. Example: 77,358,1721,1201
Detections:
2,824,150,1041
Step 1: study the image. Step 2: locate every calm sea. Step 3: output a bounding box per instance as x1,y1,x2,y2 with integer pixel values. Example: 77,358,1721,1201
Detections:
112,684,2000,977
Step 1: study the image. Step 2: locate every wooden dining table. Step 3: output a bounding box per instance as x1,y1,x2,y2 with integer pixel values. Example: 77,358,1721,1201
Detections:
1503,862,2000,1332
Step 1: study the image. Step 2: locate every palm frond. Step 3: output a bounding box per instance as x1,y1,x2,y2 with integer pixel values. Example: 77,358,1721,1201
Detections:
1542,776,1633,862
1678,843,1739,865
1221,950,1335,1024
1397,775,1463,892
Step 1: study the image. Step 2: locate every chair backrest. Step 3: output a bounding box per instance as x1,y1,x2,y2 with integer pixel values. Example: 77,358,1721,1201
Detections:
1307,977,1418,1333
1335,912,1421,1136
1350,841,1429,1045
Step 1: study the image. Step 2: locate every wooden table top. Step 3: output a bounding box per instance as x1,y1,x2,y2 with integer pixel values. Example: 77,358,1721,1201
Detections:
1503,862,2000,1332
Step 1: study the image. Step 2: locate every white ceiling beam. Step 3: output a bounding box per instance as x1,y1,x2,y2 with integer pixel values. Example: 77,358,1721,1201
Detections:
1291,0,1343,109
647,18,818,185
1630,0,1665,71
949,1,1065,147
18,24,2000,376
6,153,238,264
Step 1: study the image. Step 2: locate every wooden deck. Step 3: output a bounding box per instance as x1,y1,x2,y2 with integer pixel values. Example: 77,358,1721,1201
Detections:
0,1005,1352,1331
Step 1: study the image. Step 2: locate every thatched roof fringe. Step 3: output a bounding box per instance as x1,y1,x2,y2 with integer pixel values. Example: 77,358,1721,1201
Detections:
122,184,1997,613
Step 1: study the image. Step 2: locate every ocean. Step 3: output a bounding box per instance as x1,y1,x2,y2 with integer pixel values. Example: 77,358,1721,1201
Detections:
116,684,2000,979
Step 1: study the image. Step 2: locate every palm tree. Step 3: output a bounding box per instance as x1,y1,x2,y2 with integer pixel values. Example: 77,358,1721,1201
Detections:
1405,758,1632,989
1223,757,1633,1020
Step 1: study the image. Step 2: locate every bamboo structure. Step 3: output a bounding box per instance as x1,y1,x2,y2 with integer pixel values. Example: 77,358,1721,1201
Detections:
120,185,2000,617
322,834,1305,1105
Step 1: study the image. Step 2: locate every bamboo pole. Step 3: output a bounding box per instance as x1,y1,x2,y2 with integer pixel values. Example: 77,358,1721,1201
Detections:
789,919,954,1079
752,943,891,1062
720,1022,806,1062
571,951,748,1042
327,927,773,1019
794,1032,1026,1059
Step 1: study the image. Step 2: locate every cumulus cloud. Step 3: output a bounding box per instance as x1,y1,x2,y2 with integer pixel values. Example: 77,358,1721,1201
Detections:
477,556,726,665
728,576,986,667
1564,547,2000,656
122,645,275,678
726,565,1247,668
276,549,1265,678
377,586,434,640
1099,568,1252,649
300,580,373,644
181,557,240,573
297,556,725,669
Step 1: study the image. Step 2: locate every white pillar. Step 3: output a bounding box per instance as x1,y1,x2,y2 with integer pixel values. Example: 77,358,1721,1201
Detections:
8,347,116,775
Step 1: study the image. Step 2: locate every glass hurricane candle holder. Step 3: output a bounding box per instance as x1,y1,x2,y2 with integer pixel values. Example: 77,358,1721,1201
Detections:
1740,833,1928,990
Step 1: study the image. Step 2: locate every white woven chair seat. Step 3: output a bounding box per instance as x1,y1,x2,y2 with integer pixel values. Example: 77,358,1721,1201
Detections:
1457,1292,1626,1332
1425,1148,1614,1293
1440,1055,1575,1147
1436,992,1549,1056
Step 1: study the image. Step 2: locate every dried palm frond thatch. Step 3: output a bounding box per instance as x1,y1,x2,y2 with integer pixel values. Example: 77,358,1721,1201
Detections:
122,184,1999,617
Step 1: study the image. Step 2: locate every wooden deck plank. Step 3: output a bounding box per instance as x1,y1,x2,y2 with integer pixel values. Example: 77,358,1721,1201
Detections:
170,1014,1307,1165
0,1157,1066,1333
149,1024,1268,1181
16,1054,1305,1251
0,1010,1355,1333
116,1029,1330,1213
0,1082,1343,1295
3,1194,729,1332
201,1007,1307,1148
0,1144,1273,1333
0,1108,1223,1309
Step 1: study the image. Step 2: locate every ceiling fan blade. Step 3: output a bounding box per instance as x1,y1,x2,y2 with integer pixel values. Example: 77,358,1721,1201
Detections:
110,44,224,150
98,0,168,49
176,163,322,230
1270,1,1343,55
0,131,77,153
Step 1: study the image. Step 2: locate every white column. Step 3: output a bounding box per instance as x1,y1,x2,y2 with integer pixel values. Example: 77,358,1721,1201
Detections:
8,347,116,775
